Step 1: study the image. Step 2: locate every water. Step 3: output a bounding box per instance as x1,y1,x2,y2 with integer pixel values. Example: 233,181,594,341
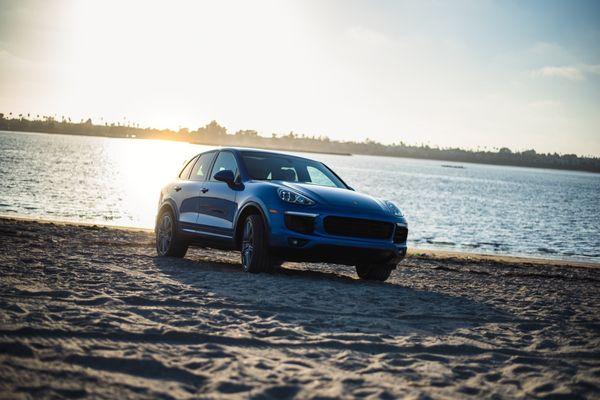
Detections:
1,130,599,263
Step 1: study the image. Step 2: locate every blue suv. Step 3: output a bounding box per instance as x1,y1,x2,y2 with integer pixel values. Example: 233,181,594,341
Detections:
156,148,408,281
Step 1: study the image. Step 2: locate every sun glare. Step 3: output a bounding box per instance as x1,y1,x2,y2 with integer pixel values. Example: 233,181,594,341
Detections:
58,0,309,131
2,0,598,154
107,138,213,227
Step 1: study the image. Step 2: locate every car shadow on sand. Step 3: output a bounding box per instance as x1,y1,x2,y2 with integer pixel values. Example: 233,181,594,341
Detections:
151,252,513,342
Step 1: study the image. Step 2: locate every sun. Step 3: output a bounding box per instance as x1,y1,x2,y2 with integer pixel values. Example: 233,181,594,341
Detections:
57,0,307,130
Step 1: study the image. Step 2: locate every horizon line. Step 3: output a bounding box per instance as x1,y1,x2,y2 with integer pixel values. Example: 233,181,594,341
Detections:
1,111,599,159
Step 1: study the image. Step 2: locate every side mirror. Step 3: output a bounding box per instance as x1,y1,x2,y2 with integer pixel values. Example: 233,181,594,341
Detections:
213,169,236,186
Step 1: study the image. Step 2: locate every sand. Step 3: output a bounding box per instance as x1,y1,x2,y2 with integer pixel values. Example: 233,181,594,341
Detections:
0,217,598,399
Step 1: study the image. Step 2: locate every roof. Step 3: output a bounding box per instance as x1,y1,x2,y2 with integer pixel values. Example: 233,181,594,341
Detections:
217,147,314,160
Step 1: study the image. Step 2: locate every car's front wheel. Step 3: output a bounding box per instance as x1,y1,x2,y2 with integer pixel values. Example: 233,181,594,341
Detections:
156,209,188,258
355,263,395,282
241,214,274,273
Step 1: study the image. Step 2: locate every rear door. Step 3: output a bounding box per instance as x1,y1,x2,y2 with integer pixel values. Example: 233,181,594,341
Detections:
196,150,240,238
169,156,199,226
176,151,216,230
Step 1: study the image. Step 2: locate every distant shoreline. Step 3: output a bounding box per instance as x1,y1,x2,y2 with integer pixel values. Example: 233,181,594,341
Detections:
2,116,600,172
4,128,600,174
0,129,353,157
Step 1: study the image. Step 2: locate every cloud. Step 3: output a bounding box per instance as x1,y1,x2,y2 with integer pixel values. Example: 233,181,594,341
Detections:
532,64,600,81
535,66,584,81
530,42,563,55
582,64,600,74
527,100,561,110
346,26,393,47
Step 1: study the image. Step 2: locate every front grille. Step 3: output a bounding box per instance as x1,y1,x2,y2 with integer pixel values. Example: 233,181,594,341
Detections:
285,214,315,234
393,225,408,244
323,216,394,240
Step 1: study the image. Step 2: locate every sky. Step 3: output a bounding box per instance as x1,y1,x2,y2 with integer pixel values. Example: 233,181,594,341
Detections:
0,0,599,156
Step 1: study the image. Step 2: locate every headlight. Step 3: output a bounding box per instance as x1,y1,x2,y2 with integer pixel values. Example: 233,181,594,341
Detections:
277,188,315,206
384,200,403,216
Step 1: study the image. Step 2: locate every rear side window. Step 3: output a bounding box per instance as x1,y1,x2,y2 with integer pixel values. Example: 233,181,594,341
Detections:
178,156,197,179
210,151,238,180
190,152,216,181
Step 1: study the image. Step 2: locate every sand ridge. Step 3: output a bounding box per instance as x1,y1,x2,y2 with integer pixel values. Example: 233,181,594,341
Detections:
0,217,598,399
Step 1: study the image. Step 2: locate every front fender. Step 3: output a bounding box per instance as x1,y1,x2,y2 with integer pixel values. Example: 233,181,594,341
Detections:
233,198,272,245
235,198,271,227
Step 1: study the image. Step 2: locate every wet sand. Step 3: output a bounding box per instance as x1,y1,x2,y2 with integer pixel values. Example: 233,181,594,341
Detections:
0,217,598,399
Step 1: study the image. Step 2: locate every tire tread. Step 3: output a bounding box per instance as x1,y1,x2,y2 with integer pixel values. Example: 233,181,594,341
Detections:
156,209,188,258
243,214,273,273
356,263,394,282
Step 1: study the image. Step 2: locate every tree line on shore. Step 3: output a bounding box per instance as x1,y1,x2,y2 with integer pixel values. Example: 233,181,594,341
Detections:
1,112,599,173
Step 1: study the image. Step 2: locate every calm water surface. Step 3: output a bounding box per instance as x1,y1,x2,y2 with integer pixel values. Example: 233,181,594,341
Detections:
1,130,599,263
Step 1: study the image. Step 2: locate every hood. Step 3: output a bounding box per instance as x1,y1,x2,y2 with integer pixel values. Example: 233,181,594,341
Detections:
279,182,389,215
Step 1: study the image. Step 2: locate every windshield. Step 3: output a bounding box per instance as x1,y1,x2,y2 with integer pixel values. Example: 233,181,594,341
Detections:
241,151,347,189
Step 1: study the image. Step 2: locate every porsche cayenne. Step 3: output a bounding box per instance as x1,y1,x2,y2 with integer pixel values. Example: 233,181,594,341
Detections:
155,148,408,281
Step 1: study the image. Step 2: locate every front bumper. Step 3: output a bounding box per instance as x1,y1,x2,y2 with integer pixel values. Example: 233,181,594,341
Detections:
266,208,408,266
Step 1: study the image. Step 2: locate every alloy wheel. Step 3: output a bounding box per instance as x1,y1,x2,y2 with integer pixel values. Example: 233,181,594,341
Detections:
241,219,254,271
157,213,173,256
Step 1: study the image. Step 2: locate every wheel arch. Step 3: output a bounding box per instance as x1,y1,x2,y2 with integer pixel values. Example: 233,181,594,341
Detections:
234,201,269,249
156,200,178,231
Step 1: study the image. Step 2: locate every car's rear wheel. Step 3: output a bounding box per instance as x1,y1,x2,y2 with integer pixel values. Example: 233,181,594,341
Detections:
241,214,273,273
156,209,188,258
355,263,395,282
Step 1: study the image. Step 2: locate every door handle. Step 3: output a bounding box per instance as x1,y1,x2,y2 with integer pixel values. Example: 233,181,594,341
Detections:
201,188,209,193
174,186,182,192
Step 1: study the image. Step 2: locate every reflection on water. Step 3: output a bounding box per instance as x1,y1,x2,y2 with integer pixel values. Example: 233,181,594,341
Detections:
1,130,599,263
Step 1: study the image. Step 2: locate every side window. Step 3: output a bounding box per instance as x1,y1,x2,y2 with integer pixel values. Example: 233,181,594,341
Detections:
307,165,337,187
190,152,215,181
210,151,238,181
178,156,197,179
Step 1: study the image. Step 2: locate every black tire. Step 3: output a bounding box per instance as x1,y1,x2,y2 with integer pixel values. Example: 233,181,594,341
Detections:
355,263,395,282
240,214,273,273
156,208,188,258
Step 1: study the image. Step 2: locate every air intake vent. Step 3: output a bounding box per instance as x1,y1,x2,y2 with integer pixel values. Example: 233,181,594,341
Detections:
393,225,408,244
284,214,315,234
323,216,394,240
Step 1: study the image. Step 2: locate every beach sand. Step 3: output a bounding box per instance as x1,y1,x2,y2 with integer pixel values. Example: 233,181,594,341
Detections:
0,217,598,399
